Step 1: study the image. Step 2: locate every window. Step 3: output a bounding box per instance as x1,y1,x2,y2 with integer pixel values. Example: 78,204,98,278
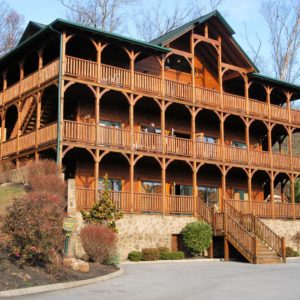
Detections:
198,186,219,208
177,185,193,196
99,120,121,128
98,178,122,192
203,136,217,144
141,125,161,134
141,181,161,193
232,141,247,149
233,189,248,201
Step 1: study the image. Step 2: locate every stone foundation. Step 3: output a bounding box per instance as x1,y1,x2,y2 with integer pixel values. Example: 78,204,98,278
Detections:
116,214,198,259
262,219,300,252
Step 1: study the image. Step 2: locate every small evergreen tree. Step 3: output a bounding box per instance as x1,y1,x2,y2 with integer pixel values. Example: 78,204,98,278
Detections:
82,174,123,231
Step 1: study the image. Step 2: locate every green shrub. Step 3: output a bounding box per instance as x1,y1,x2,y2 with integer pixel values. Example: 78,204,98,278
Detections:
104,252,120,266
159,251,184,260
157,247,169,254
3,192,65,265
182,221,212,255
286,246,299,257
142,248,160,261
128,251,143,261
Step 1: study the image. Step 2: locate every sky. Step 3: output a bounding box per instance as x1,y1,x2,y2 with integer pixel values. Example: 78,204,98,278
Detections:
8,0,270,72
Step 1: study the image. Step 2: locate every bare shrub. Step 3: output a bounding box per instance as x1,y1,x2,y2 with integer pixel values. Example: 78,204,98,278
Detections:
80,224,117,263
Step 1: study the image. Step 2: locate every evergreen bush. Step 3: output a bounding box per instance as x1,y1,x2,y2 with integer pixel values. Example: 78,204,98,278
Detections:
182,221,212,255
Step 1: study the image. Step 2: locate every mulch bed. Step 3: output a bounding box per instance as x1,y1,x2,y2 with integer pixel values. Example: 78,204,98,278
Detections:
0,256,118,291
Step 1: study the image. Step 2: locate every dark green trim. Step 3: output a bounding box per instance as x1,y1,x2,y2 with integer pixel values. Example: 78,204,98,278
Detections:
249,73,300,93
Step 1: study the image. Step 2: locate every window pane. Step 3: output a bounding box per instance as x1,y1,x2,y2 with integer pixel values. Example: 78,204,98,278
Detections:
180,185,193,196
198,186,218,208
99,178,122,191
141,181,161,193
100,120,121,128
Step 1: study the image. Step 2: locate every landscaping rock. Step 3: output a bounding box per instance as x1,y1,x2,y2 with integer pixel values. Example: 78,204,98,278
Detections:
63,258,89,273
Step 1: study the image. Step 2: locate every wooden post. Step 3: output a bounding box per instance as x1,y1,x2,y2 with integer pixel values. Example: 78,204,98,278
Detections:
266,87,271,119
245,120,250,165
95,87,100,144
270,171,275,219
245,76,249,114
248,169,252,211
94,150,99,200
97,42,101,83
253,236,258,264
161,100,165,154
218,36,223,109
192,161,198,216
191,108,196,158
291,177,296,220
130,50,134,90
268,124,273,168
224,235,229,262
221,165,226,212
16,102,20,154
281,237,286,263
191,29,195,103
130,153,134,213
286,93,291,124
130,96,134,149
208,239,214,258
288,128,293,170
38,50,43,87
162,157,166,214
220,113,225,162
35,92,41,150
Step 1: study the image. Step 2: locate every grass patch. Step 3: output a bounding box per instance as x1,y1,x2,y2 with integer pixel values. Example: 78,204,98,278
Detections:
0,184,26,216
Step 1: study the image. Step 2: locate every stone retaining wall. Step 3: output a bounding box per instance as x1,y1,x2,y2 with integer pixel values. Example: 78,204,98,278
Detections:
116,214,197,259
262,219,300,252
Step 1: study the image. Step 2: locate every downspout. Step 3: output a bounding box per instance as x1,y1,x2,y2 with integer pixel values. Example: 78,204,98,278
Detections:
49,25,63,168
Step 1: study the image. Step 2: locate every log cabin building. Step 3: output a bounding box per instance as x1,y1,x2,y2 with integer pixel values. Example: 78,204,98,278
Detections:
1,10,300,263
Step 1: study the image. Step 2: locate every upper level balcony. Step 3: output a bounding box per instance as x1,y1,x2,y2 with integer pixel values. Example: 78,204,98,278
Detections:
65,56,300,126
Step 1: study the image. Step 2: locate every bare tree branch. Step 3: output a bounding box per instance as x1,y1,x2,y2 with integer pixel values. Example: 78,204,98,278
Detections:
58,0,136,32
133,0,225,42
0,1,23,56
261,0,300,83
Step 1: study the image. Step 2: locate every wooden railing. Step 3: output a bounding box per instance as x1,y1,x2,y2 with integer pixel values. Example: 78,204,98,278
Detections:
76,187,95,209
166,195,194,214
196,141,222,160
224,146,248,164
197,199,212,224
249,149,271,167
63,56,300,126
165,136,193,156
225,214,256,263
133,131,162,152
110,191,131,212
272,153,291,169
1,59,59,106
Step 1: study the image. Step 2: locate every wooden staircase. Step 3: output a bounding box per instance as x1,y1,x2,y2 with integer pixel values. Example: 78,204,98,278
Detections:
197,199,286,264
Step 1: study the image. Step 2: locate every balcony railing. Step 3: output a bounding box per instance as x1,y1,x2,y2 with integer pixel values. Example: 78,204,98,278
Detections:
1,59,59,106
62,120,300,171
226,199,300,219
64,56,300,125
1,123,57,157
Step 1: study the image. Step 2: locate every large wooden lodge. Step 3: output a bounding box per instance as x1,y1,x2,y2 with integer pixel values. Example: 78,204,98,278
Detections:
2,10,300,263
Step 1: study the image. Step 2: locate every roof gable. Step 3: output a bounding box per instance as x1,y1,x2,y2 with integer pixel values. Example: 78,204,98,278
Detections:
18,21,46,45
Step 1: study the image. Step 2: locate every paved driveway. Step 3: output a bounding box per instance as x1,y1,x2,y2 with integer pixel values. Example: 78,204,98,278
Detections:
9,260,300,300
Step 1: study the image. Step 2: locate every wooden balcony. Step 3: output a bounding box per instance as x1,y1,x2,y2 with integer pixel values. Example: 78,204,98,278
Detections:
62,120,300,171
1,123,57,158
65,56,300,124
226,199,300,219
0,59,59,106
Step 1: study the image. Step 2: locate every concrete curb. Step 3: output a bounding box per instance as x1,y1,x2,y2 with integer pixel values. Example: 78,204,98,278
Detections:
287,257,300,261
0,268,124,297
121,258,223,265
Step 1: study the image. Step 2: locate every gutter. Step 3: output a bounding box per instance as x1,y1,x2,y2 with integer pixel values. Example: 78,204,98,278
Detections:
49,25,63,169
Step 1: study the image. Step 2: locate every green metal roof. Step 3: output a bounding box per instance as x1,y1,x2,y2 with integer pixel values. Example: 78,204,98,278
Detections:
18,21,46,45
249,73,300,94
150,10,235,45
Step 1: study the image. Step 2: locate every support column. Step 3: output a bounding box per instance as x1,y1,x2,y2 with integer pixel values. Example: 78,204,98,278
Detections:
129,96,134,149
248,169,252,212
224,237,229,261
35,92,41,150
192,161,198,216
288,128,293,170
245,120,250,164
191,108,196,158
130,51,135,90
16,102,20,155
268,124,273,168
291,176,296,220
218,36,223,109
270,171,275,219
95,87,100,143
245,77,249,114
94,150,100,200
162,158,166,214
97,42,101,83
38,50,43,87
161,101,165,154
191,30,195,103
221,165,226,211
130,154,134,213
220,113,225,162
0,113,4,159
266,87,271,119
